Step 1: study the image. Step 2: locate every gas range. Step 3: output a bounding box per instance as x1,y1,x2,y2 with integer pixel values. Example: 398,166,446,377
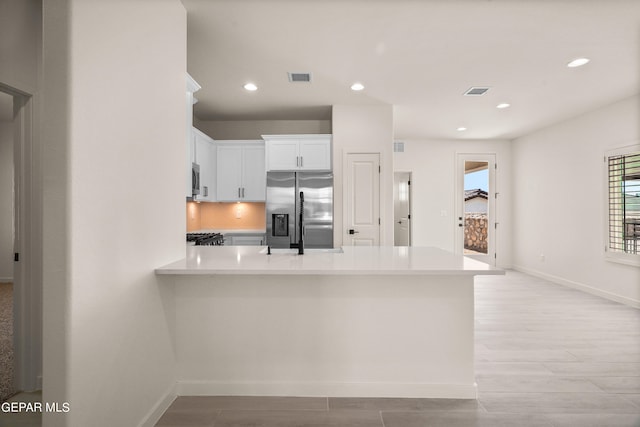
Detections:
186,232,225,246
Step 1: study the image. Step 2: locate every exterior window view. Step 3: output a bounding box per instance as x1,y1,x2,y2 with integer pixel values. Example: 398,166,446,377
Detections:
608,150,640,254
464,162,489,254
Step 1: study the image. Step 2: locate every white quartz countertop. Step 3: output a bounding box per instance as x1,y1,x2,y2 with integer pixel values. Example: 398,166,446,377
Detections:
156,246,505,276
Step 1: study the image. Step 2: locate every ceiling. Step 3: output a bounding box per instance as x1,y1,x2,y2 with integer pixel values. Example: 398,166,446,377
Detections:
183,0,640,140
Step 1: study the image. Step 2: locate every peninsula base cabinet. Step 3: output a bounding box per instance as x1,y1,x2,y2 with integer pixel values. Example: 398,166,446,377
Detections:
263,134,331,171
216,141,266,202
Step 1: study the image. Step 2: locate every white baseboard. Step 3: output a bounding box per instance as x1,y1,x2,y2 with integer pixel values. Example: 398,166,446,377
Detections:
176,380,477,399
138,383,177,427
513,265,640,309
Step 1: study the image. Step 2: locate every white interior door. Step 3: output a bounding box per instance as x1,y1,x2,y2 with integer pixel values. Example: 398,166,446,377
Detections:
344,153,380,246
455,153,496,265
394,172,411,246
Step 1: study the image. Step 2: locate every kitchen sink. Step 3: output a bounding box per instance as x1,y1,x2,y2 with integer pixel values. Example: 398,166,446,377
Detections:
260,247,344,254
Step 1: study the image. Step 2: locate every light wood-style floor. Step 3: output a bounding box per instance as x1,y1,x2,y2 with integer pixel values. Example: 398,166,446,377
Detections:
2,271,638,427
155,271,640,427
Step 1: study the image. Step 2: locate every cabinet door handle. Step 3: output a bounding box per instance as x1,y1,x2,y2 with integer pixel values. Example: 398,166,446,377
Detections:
296,156,299,167
300,156,303,167
238,187,241,198
242,187,245,198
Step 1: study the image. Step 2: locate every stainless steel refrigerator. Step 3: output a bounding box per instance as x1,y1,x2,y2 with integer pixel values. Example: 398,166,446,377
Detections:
266,172,333,249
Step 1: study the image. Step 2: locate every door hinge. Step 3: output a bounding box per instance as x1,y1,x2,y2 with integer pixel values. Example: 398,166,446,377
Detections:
495,163,498,169
408,180,411,185
378,165,381,173
494,253,497,259
14,253,19,262
495,192,499,199
408,214,411,219
495,222,499,229
378,218,381,225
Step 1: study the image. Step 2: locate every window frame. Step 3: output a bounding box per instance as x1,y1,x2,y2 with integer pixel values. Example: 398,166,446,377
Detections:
604,143,640,267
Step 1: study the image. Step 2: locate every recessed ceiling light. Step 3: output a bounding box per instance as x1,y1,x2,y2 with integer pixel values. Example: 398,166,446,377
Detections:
457,127,467,132
351,82,365,91
243,82,258,91
496,103,511,109
567,58,590,68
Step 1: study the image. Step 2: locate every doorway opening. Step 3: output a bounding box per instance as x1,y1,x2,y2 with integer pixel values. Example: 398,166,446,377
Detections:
0,90,15,401
456,153,496,264
0,82,41,398
393,172,411,246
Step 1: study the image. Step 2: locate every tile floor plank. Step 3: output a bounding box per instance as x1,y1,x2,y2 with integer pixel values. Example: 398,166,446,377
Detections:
212,410,383,427
380,411,553,427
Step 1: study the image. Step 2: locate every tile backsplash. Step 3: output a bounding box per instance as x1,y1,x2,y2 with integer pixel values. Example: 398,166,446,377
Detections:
187,201,265,232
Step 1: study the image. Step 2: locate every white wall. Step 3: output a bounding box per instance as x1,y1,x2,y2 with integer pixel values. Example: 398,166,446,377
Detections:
332,105,394,246
0,120,13,281
194,119,331,140
394,139,512,268
512,95,640,306
0,0,40,94
42,1,186,426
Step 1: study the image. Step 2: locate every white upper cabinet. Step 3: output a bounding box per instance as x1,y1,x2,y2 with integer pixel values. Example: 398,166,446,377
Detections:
186,73,201,197
216,141,266,202
265,140,299,170
193,128,215,202
263,134,331,171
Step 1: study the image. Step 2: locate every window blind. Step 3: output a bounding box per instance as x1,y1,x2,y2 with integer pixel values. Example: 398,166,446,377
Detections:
608,151,640,254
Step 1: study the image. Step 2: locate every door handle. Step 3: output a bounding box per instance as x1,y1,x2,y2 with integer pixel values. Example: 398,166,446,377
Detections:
238,187,241,198
296,156,300,167
348,229,359,235
242,187,245,198
300,156,303,167
397,220,402,224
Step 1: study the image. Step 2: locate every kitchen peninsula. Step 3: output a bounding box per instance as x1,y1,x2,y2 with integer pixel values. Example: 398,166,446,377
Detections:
156,246,504,399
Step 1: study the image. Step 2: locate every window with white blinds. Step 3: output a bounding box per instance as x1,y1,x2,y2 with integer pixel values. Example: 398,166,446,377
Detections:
607,146,640,260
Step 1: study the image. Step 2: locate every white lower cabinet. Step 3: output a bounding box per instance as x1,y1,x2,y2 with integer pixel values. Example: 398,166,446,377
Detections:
216,141,266,202
226,234,266,246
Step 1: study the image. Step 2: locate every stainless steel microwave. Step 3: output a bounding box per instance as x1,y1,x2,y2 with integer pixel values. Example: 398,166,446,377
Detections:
191,162,200,196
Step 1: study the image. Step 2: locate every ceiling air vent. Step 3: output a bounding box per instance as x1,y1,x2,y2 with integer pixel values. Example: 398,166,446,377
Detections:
464,87,490,96
393,141,405,153
288,72,312,83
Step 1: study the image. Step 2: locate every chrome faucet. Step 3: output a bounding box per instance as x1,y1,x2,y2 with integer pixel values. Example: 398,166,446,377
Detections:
298,191,304,255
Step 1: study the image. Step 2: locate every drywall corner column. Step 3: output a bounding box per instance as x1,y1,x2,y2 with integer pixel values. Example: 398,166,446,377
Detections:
332,105,394,247
43,0,187,426
42,0,71,425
